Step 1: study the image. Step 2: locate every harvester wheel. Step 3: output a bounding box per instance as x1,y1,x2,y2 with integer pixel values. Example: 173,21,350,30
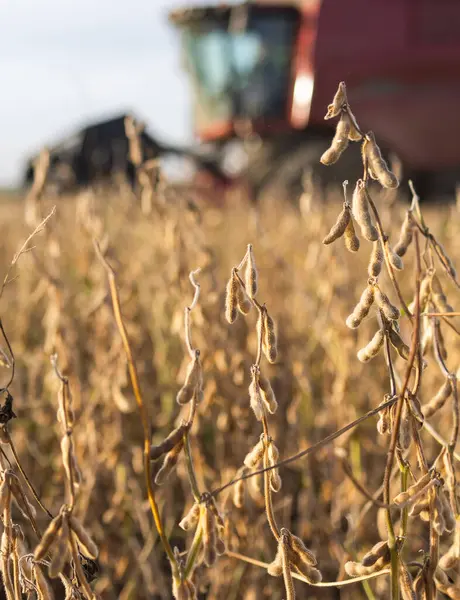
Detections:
257,138,365,207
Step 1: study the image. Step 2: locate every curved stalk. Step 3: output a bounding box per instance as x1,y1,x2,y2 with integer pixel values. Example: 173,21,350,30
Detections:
94,241,178,576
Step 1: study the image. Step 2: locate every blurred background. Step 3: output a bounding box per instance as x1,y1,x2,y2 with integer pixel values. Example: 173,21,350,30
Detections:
4,0,460,204
0,0,201,187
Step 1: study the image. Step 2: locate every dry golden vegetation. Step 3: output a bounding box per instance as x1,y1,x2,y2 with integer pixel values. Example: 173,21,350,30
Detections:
0,86,460,599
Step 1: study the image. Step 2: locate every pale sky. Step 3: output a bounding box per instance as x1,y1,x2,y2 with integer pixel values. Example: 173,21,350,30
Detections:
0,0,227,186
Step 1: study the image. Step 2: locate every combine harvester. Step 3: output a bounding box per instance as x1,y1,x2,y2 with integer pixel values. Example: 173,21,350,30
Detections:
25,0,460,204
169,0,460,202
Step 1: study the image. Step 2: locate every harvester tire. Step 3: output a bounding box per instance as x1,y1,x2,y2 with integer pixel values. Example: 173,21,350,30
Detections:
258,138,365,207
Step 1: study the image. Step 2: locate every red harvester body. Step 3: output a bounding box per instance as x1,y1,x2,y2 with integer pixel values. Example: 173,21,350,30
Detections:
170,0,460,200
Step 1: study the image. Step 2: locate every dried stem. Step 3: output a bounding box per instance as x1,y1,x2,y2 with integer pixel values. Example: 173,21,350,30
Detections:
70,530,95,600
366,193,412,319
226,550,390,587
4,428,52,520
51,355,77,509
0,206,56,301
382,231,422,599
94,240,178,575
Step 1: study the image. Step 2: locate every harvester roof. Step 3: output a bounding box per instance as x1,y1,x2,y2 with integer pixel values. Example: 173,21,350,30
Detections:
168,1,316,26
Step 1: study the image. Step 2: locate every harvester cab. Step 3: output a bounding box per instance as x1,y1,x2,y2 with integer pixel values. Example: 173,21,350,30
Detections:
170,2,307,138
169,1,314,191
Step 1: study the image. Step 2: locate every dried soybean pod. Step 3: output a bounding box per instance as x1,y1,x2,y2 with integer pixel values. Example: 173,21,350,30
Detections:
361,541,390,567
289,540,323,582
365,132,399,189
399,403,411,450
367,164,379,181
60,435,74,488
389,328,410,360
34,513,63,561
419,509,431,522
69,515,98,559
344,561,363,577
367,240,383,277
267,542,283,577
215,533,226,556
289,533,317,567
267,441,282,492
443,448,456,493
439,490,456,532
434,319,448,360
179,503,200,531
346,313,361,330
420,273,433,306
176,384,193,407
346,285,375,329
357,329,385,363
176,353,202,405
423,379,452,418
345,555,388,576
394,212,414,257
412,572,425,598
375,287,400,321
245,245,258,298
249,373,264,421
324,81,347,119
256,307,265,347
352,180,378,241
409,272,432,314
320,112,351,165
267,440,279,464
388,245,404,271
399,562,416,600
347,107,362,141
409,276,431,315
233,478,245,509
344,218,360,252
303,566,323,585
433,494,446,535
150,423,188,460
263,310,278,364
322,206,351,245
259,374,277,414
435,567,450,587
280,530,295,600
155,440,184,485
237,284,252,315
203,506,217,567
33,564,54,600
407,393,424,425
409,496,430,517
270,469,282,493
225,271,239,324
377,403,391,435
244,437,265,468
49,512,70,578
431,275,454,313
209,497,224,528
443,584,460,599
392,472,433,507
421,323,433,356
0,474,10,517
439,548,457,571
